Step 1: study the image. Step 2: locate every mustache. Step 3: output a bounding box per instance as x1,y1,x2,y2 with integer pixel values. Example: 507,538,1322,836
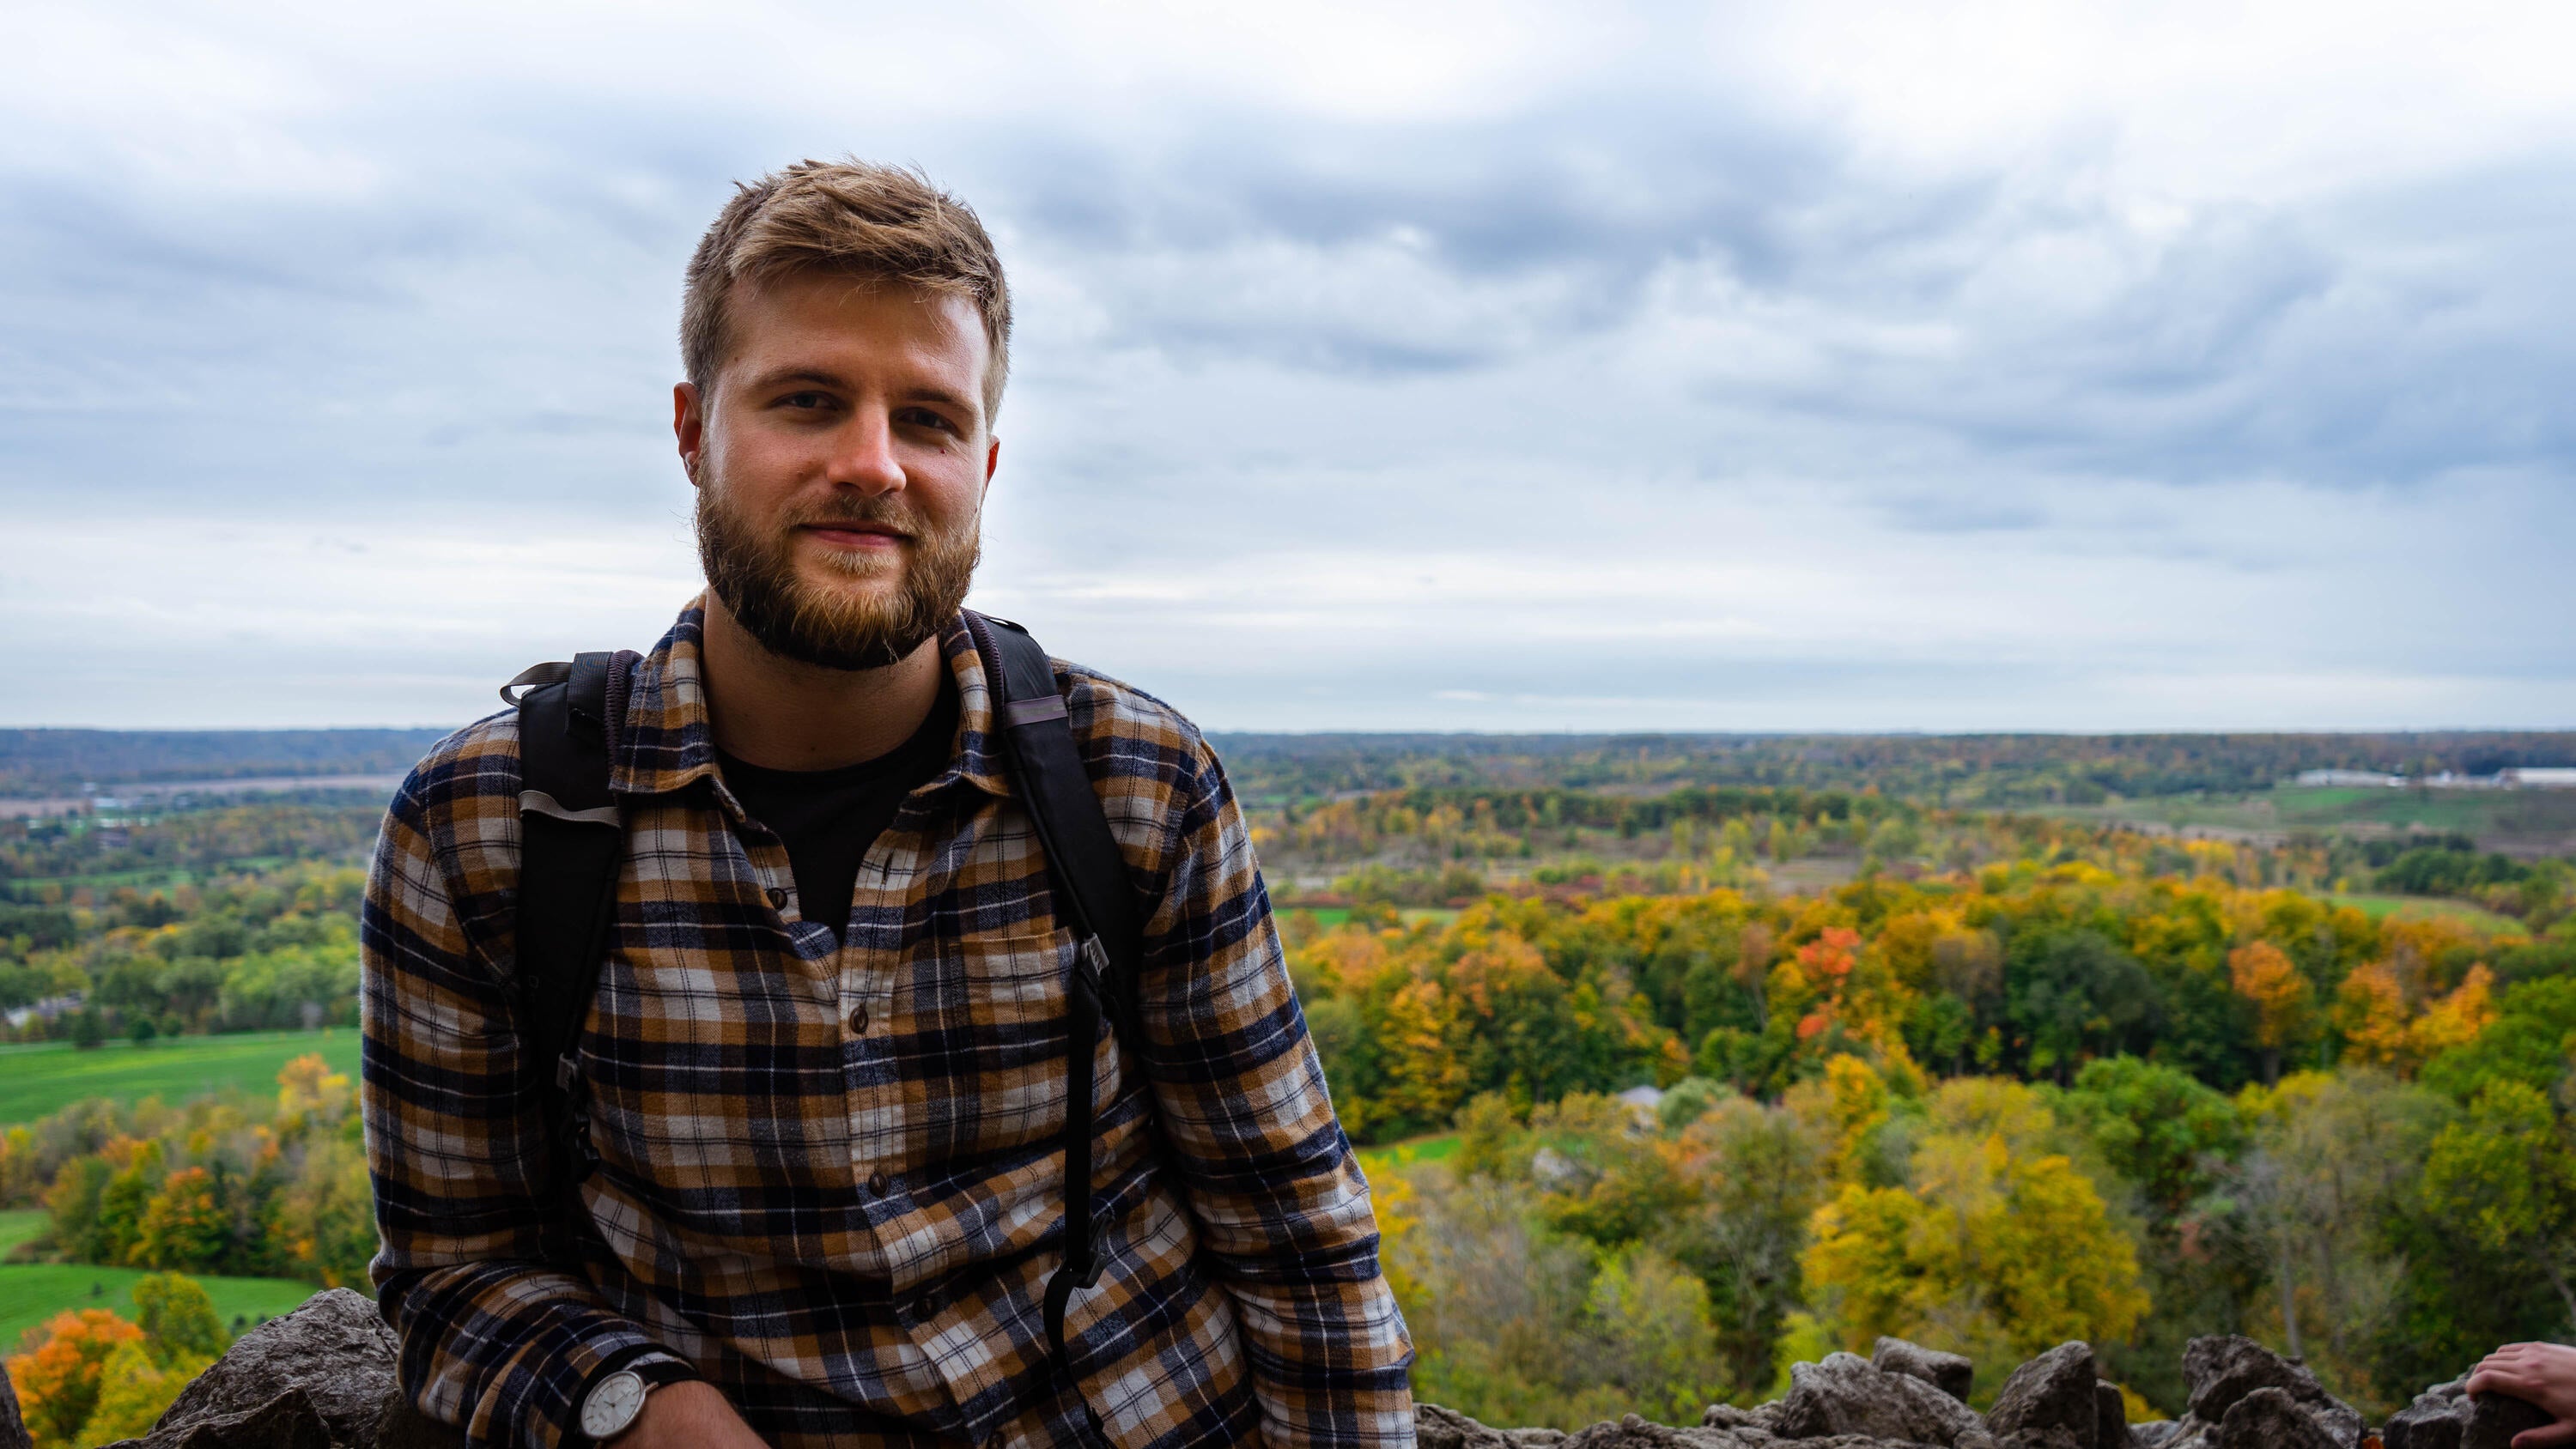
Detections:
782,496,924,533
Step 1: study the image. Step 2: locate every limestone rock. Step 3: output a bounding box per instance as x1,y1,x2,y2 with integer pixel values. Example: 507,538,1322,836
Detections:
2465,1390,2554,1449
122,1288,398,1449
2214,1388,2340,1449
2177,1337,2360,1449
1874,1339,1977,1404
2127,1424,2180,1449
1989,1343,2099,1449
0,1358,29,1449
2094,1383,2133,1449
1421,1404,1571,1449
1774,1354,1988,1447
2383,1377,2471,1449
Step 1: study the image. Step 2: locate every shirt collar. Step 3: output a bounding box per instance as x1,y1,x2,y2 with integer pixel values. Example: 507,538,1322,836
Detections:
608,593,1013,803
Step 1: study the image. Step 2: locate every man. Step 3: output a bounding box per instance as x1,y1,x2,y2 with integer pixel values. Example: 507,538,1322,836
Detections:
361,160,1414,1449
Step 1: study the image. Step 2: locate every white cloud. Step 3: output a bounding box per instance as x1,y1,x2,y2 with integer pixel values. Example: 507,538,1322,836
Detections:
3,0,2571,731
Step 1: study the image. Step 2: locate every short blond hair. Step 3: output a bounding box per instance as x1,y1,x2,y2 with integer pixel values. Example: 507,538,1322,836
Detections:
681,160,1012,420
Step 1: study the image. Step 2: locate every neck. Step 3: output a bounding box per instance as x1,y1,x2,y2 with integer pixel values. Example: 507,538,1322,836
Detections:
696,595,949,770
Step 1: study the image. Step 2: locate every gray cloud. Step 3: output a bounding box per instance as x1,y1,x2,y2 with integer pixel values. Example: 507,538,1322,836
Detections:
3,1,2572,729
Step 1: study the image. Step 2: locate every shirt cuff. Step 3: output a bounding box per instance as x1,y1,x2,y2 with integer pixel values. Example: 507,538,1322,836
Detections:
545,1341,700,1448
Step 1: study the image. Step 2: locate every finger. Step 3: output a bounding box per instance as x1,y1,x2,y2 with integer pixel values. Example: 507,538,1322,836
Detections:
2512,1423,2576,1449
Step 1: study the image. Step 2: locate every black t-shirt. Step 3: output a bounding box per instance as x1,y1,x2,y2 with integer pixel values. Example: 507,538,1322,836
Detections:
714,682,959,946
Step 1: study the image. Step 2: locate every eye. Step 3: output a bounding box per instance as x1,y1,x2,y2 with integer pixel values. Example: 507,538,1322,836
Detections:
779,391,835,411
897,407,961,436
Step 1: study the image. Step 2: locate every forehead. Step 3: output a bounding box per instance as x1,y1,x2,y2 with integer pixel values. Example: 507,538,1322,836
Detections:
722,271,989,401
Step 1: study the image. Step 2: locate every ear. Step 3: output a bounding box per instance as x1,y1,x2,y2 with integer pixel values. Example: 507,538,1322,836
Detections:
674,382,707,486
981,434,1000,503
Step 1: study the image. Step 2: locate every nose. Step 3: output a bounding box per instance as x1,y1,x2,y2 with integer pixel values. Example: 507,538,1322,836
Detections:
825,406,907,495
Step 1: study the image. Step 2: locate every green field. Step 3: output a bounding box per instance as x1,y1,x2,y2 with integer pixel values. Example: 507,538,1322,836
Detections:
0,1208,324,1350
2034,785,2576,854
1358,1131,1459,1185
2330,893,2528,934
1283,906,1464,931
0,1029,361,1126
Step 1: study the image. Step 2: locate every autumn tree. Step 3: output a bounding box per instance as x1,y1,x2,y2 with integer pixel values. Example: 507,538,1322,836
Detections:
2228,942,2317,1084
6,1308,143,1445
1802,1077,2148,1386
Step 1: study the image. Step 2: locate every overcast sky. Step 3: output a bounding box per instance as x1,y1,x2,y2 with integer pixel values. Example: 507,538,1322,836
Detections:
5,0,2573,732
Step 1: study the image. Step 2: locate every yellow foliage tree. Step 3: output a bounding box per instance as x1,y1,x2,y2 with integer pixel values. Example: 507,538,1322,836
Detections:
2409,963,2496,1063
2335,962,2413,1070
2228,941,2316,1082
1801,1080,2148,1364
76,1337,215,1445
1379,979,1468,1131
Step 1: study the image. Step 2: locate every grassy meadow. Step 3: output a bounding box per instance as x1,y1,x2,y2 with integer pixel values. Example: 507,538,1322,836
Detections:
0,1202,319,1349
0,1028,361,1127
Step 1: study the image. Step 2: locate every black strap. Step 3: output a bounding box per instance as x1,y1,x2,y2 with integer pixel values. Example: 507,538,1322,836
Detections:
961,610,1144,1361
507,651,629,1266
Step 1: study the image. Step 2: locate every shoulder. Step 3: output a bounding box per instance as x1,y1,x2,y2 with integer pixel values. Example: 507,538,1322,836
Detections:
380,706,525,881
1052,658,1224,797
1048,659,1250,876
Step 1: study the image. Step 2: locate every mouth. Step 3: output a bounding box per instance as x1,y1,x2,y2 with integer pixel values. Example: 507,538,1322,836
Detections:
800,522,909,550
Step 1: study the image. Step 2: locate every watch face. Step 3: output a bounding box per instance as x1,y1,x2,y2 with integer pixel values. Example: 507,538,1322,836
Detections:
580,1370,647,1440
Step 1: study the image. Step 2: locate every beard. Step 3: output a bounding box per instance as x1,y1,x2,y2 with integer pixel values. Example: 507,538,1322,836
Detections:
694,482,982,672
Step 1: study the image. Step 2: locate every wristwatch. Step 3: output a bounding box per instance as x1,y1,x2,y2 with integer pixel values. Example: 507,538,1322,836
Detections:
577,1368,655,1443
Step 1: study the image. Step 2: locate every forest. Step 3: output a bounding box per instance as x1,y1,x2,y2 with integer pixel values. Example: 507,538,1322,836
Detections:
3,731,2574,1445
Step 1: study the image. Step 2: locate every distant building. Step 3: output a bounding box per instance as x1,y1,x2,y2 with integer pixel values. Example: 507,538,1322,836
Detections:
2504,767,2576,789
2295,769,2404,787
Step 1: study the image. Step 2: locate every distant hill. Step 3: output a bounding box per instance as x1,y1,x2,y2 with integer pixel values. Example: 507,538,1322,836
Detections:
8,724,2573,806
0,729,451,798
1204,729,2576,804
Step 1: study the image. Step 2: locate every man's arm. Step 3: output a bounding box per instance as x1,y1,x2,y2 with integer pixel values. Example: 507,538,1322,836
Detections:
1133,734,1416,1447
361,752,711,1449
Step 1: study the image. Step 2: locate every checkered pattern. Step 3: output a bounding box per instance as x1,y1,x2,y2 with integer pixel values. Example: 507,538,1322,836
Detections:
361,598,1413,1449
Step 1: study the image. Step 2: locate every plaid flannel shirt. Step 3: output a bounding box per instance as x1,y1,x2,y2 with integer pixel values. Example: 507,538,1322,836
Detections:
361,598,1413,1449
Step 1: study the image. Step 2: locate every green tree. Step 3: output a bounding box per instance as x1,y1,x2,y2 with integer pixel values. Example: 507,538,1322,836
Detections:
2422,1080,2576,1325
132,1270,231,1365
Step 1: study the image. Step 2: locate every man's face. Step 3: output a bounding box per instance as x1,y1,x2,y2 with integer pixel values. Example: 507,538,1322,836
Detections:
677,271,999,670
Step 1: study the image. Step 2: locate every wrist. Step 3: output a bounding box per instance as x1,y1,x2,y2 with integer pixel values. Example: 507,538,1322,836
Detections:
572,1353,700,1446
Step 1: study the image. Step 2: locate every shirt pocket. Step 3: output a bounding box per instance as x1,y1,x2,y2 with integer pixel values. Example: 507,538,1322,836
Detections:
928,919,1084,1152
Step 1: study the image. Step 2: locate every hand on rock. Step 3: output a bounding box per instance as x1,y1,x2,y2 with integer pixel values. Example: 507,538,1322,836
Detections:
2468,1343,2576,1449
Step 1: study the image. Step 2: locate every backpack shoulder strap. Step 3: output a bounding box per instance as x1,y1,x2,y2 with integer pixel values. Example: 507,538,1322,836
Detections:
958,609,1143,1359
960,611,1144,991
501,652,629,1249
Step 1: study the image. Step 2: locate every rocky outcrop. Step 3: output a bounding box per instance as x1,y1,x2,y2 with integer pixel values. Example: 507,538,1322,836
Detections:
2142,1335,2364,1449
102,1288,398,1449
1,1342,30,1449
1874,1338,1976,1404
2379,1374,2556,1449
16,1295,2563,1449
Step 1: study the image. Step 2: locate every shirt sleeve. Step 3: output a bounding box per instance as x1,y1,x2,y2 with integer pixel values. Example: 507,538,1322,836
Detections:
1133,736,1417,1447
361,753,693,1449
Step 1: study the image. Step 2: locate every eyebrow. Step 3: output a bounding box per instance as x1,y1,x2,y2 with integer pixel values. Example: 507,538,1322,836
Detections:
902,385,980,420
742,369,981,421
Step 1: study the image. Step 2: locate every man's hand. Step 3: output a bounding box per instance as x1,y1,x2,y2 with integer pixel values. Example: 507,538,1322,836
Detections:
2469,1343,2576,1449
614,1379,770,1449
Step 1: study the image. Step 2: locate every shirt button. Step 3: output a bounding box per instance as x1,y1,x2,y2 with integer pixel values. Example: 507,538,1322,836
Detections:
766,887,788,908
848,1004,870,1034
868,1171,890,1196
